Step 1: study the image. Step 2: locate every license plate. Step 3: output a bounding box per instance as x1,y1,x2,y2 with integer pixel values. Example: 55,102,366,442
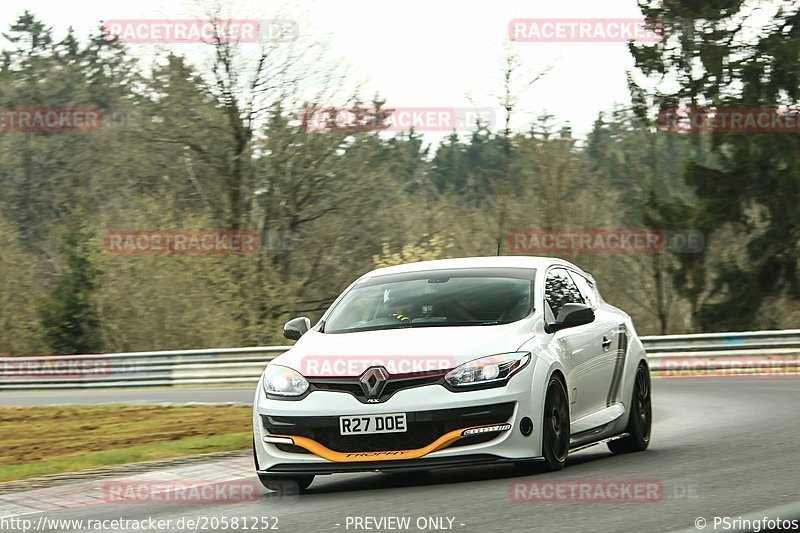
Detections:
339,413,407,435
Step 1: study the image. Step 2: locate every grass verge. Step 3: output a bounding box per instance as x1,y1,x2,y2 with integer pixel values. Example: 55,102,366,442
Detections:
0,404,252,483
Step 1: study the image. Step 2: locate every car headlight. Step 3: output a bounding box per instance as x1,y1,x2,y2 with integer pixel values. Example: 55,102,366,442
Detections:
262,365,309,397
444,352,531,388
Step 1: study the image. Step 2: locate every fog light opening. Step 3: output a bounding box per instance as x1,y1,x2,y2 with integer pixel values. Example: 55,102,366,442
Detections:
520,417,533,436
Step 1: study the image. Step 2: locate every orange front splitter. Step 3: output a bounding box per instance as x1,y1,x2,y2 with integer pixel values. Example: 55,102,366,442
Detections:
269,424,509,462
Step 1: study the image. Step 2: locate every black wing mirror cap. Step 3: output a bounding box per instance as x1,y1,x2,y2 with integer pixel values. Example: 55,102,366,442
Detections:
544,303,595,334
283,317,311,340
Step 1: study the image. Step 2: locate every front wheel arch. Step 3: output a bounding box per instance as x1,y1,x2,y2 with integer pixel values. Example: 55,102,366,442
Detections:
548,369,568,401
539,373,570,471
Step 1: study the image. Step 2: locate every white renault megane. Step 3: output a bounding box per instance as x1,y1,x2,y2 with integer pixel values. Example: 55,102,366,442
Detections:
253,256,651,491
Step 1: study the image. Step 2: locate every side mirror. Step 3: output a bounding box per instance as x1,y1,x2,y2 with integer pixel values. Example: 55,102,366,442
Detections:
283,317,311,340
544,303,594,334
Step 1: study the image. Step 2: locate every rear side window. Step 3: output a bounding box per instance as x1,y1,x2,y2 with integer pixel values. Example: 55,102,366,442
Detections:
544,268,584,318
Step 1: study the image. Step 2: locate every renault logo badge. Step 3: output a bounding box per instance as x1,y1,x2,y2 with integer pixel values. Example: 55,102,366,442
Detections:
359,366,389,399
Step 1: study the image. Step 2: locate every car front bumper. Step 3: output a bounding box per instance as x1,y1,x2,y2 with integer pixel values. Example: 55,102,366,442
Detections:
253,359,545,476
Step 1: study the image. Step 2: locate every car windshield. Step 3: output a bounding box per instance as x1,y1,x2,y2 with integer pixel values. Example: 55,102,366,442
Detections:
323,268,535,333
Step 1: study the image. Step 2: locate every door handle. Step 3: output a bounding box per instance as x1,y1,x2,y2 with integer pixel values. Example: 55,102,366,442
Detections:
602,336,612,350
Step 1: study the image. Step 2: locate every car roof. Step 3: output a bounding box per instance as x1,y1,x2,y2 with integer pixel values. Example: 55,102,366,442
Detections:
361,256,585,279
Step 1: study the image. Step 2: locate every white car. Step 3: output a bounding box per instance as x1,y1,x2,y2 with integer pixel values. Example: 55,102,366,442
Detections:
253,256,651,491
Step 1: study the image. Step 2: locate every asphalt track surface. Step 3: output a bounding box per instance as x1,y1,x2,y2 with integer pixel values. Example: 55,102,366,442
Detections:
2,379,800,533
0,387,254,406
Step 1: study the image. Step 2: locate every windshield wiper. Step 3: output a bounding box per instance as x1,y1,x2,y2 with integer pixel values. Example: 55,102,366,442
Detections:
328,320,506,334
330,323,414,333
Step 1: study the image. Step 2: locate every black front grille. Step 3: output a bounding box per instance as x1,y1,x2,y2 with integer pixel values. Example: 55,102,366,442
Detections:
308,370,446,403
262,402,515,454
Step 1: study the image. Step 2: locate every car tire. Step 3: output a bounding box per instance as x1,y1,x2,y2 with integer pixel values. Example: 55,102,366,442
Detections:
257,474,314,493
540,376,570,471
608,363,652,454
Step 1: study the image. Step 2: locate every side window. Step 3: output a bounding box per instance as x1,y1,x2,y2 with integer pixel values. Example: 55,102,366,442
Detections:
544,268,584,319
570,272,598,308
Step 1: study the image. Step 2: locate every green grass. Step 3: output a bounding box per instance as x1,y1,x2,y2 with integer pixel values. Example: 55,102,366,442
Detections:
0,404,252,482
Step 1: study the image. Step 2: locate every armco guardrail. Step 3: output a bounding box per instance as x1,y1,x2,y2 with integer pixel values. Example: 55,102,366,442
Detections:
1,329,799,390
0,347,290,390
641,329,800,377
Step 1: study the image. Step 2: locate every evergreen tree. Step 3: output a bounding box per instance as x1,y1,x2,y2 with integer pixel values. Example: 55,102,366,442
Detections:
39,227,102,354
630,0,800,330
